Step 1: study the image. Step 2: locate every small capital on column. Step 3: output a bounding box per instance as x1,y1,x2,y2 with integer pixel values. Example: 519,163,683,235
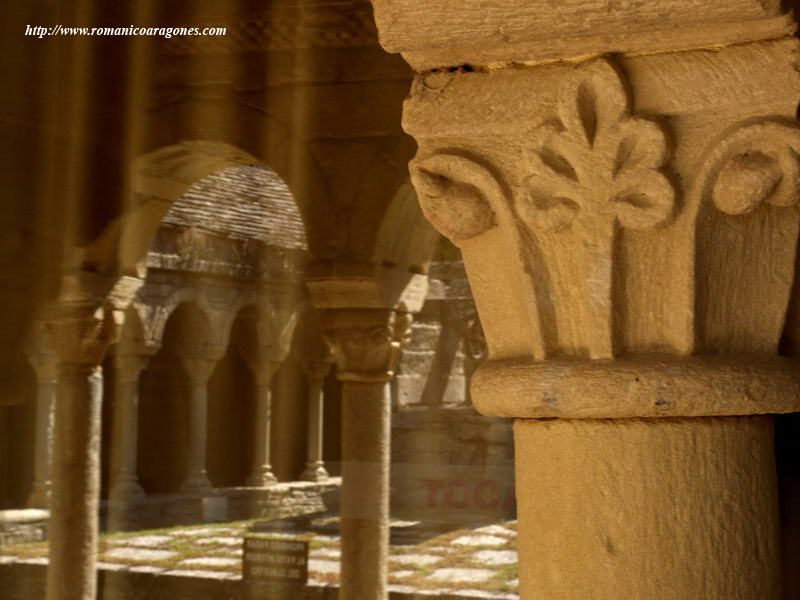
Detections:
322,308,413,382
42,300,121,370
240,352,283,386
26,351,59,384
113,350,155,384
177,343,225,384
300,358,334,383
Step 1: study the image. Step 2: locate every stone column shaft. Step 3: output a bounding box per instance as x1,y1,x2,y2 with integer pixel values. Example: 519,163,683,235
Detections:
340,381,391,599
320,307,412,600
300,359,332,482
515,417,780,599
41,301,119,600
109,353,150,502
247,379,277,486
300,378,327,480
46,364,103,600
179,355,218,494
26,354,58,508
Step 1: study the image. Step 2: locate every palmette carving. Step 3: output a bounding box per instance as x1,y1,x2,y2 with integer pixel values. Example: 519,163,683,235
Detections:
520,58,675,232
410,154,499,243
519,58,677,359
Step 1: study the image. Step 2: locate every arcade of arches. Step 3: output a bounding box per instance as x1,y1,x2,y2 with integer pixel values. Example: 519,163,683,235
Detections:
1,1,800,600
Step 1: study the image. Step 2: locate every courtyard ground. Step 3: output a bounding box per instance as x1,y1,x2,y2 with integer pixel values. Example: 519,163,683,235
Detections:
0,515,519,599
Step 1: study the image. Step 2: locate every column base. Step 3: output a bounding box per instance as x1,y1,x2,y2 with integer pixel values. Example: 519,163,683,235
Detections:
26,483,51,509
180,471,213,495
109,478,146,503
247,466,278,487
300,462,329,482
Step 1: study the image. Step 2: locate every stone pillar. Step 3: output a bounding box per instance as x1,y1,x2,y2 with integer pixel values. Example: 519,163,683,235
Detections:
178,348,221,494
108,351,152,502
43,302,118,600
370,1,800,597
322,308,411,600
25,351,58,509
299,358,332,482
243,357,281,487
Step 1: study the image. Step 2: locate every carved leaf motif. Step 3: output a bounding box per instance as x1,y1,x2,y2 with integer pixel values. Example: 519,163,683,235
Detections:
520,58,675,232
700,120,800,215
410,154,499,243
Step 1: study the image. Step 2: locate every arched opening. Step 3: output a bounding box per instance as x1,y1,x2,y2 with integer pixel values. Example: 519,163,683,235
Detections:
0,362,36,509
207,307,257,489
92,144,329,530
138,301,209,495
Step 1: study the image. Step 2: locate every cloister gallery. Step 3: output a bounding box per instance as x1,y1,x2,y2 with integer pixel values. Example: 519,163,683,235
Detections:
1,0,800,599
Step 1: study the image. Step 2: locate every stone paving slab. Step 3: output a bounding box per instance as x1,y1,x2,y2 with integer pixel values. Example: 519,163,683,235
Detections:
0,517,520,598
391,569,415,578
428,568,496,583
127,565,166,574
208,548,243,557
113,535,173,547
390,553,442,566
163,569,238,580
105,548,178,561
195,536,241,546
451,534,508,547
474,525,515,537
308,559,340,574
15,557,47,565
472,549,517,565
171,528,239,536
311,548,340,558
179,557,239,568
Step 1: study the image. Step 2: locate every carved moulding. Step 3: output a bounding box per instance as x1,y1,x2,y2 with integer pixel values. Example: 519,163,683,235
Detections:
472,355,800,419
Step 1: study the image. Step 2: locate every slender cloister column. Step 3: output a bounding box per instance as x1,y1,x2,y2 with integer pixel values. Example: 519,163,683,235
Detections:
177,346,222,495
108,350,154,502
299,358,332,482
370,1,800,597
43,301,119,600
25,350,58,508
242,356,281,487
321,308,411,600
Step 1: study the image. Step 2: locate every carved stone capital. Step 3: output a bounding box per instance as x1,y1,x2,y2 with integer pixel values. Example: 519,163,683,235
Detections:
299,358,334,383
176,344,225,384
113,350,156,384
401,41,800,419
236,305,298,379
26,351,59,384
42,301,121,370
241,355,282,386
291,305,335,382
321,309,413,382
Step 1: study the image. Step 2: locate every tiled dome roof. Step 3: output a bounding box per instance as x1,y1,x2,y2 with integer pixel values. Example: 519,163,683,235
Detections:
161,164,307,251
